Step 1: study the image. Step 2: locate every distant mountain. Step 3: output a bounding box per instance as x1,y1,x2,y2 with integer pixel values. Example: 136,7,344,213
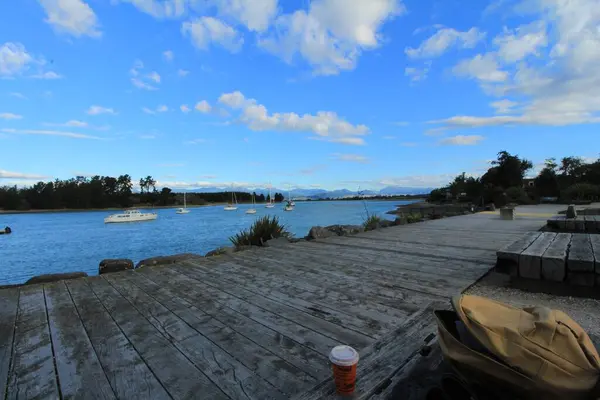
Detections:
187,185,432,198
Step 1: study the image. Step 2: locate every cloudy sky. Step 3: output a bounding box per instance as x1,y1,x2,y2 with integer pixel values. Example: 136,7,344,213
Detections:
1,0,599,190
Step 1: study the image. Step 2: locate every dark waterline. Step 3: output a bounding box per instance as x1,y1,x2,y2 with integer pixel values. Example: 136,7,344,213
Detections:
0,200,414,285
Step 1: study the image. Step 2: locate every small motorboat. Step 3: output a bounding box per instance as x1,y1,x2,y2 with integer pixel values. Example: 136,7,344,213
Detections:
104,209,157,224
0,226,12,235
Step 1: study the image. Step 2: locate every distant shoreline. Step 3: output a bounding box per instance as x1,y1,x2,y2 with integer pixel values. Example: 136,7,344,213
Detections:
0,197,425,216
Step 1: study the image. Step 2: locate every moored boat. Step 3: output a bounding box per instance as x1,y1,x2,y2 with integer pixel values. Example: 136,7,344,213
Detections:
104,209,157,223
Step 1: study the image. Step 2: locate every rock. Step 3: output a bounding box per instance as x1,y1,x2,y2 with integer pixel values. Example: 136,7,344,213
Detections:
136,253,200,269
566,204,578,219
99,259,134,275
265,237,291,247
485,203,496,211
325,224,364,236
205,247,234,257
307,226,336,240
26,272,88,285
394,216,407,225
378,220,395,228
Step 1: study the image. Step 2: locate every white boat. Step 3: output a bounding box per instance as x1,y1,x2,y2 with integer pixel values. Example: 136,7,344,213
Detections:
246,192,257,214
265,184,275,208
224,187,238,211
176,192,191,214
284,204,294,212
288,187,295,207
104,209,157,224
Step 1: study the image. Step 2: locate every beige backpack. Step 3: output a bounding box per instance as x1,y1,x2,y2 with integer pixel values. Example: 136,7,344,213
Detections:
435,295,600,399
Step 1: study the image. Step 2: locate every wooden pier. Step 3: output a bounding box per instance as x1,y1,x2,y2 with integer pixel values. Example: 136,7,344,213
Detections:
0,213,548,399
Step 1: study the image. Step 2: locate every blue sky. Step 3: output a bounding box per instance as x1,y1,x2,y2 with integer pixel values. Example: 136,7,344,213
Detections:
1,0,599,191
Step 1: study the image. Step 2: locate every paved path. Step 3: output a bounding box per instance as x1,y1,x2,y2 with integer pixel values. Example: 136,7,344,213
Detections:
0,212,548,399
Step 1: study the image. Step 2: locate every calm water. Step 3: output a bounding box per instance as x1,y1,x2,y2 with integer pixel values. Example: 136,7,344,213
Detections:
0,200,411,284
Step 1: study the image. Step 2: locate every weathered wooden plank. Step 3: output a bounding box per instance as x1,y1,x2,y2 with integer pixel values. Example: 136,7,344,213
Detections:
7,285,59,400
122,270,320,391
591,234,600,270
44,281,116,399
136,266,331,377
367,339,445,400
223,251,426,322
568,234,594,272
575,217,586,232
103,273,284,400
186,259,392,338
585,216,597,233
541,233,571,282
86,276,229,400
519,233,557,279
566,218,576,231
288,241,487,279
169,264,373,352
321,236,493,263
237,247,463,299
0,289,19,396
65,278,171,400
293,306,438,400
497,231,542,263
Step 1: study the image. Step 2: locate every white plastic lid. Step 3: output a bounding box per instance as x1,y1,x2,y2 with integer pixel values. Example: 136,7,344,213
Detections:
329,345,359,366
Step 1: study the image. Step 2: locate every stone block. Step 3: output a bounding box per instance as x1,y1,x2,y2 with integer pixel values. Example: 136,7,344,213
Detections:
565,219,576,231
574,218,586,232
500,207,514,220
99,258,134,275
568,272,595,287
541,233,570,282
566,204,578,219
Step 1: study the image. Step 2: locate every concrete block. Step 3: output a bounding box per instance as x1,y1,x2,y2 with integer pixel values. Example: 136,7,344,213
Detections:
566,204,578,219
568,272,595,287
500,207,514,220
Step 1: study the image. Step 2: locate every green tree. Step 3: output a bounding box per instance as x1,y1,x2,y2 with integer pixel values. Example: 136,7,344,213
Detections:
160,187,172,206
535,158,560,197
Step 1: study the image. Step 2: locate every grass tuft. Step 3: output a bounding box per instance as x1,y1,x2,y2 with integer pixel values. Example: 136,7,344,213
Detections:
230,216,292,248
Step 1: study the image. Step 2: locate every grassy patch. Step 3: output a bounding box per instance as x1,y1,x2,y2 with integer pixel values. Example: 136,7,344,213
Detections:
363,215,382,231
230,216,292,248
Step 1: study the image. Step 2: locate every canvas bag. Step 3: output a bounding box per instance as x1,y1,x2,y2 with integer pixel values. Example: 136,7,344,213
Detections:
436,295,600,399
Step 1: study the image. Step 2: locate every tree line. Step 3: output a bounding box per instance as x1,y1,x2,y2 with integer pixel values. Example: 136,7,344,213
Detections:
0,174,286,210
429,151,600,206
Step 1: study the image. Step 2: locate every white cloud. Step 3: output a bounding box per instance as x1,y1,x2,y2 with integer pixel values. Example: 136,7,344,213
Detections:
146,71,161,83
439,135,485,146
31,71,63,79
424,127,448,136
453,53,508,82
177,68,189,77
332,153,369,163
182,17,244,52
157,105,168,112
1,128,101,139
490,99,518,114
0,169,50,180
163,50,174,61
378,174,457,188
44,119,88,127
258,0,403,75
0,42,33,77
439,1,600,130
86,105,116,115
0,113,23,120
131,78,157,90
405,27,486,59
10,92,27,99
142,107,155,114
405,64,430,82
180,104,191,113
218,90,369,145
130,60,159,90
185,138,207,144
117,0,187,18
494,20,547,63
195,100,212,113
38,0,101,37
210,0,277,32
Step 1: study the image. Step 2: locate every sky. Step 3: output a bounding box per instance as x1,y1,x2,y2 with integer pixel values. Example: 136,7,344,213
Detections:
1,0,599,191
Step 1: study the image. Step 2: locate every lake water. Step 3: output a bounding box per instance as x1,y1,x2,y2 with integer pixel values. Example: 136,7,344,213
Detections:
0,200,411,285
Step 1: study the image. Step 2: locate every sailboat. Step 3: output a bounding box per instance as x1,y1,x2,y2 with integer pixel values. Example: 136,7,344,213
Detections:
265,184,275,208
284,187,294,211
288,187,296,206
246,192,257,214
175,191,191,214
224,187,238,211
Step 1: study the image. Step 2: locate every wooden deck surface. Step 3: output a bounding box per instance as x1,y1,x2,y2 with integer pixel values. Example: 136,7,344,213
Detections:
0,213,546,399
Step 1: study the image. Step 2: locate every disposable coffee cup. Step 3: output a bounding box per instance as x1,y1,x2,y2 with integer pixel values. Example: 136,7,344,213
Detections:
329,345,359,395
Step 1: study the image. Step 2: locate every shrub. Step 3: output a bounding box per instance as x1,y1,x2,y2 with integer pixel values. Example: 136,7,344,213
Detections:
561,183,600,202
363,215,382,231
406,212,422,223
505,186,531,204
229,216,291,248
